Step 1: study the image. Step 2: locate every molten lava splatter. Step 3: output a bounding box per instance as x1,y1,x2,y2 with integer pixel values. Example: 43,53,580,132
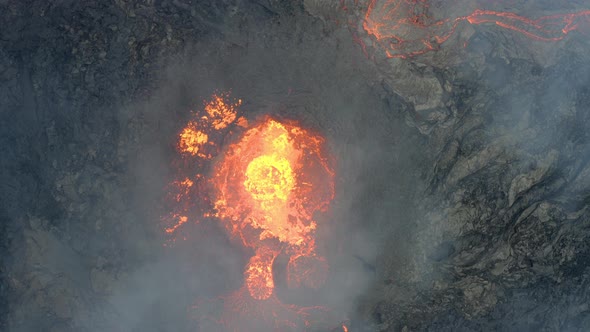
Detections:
204,92,242,130
178,122,209,157
163,92,244,236
177,91,243,159
165,214,188,234
164,91,346,330
358,0,590,58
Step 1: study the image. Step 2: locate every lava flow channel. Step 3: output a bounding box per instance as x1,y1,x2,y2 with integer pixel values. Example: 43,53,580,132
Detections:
212,118,334,300
359,0,590,58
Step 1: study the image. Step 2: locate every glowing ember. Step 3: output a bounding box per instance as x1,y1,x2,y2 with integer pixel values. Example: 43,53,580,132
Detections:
174,178,194,201
178,122,209,157
204,92,242,130
177,91,242,158
359,0,590,58
165,214,188,234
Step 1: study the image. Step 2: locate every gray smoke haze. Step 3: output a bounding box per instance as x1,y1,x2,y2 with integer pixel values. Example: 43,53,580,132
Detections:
3,0,590,331
56,3,428,331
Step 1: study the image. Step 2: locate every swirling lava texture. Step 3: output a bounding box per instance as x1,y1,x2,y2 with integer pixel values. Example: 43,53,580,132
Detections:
213,118,334,300
166,93,347,330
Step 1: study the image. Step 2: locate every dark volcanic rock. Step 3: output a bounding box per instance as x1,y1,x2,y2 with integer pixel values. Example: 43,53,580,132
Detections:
2,0,590,331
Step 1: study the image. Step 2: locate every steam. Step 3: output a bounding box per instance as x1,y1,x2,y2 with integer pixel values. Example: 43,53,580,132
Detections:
67,5,423,330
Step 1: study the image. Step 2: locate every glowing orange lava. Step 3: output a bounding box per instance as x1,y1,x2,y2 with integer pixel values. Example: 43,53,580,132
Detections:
245,248,276,300
163,92,243,235
165,91,346,330
177,91,243,159
213,118,334,300
359,0,590,58
204,92,242,130
179,122,209,157
165,214,188,234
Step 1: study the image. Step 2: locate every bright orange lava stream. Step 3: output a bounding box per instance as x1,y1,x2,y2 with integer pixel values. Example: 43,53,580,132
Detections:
360,0,590,58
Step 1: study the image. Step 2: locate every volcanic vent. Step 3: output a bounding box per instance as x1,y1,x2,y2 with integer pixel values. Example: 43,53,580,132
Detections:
163,92,346,331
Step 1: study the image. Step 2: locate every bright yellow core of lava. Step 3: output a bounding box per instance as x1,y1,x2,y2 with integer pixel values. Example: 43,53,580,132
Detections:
244,152,295,204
